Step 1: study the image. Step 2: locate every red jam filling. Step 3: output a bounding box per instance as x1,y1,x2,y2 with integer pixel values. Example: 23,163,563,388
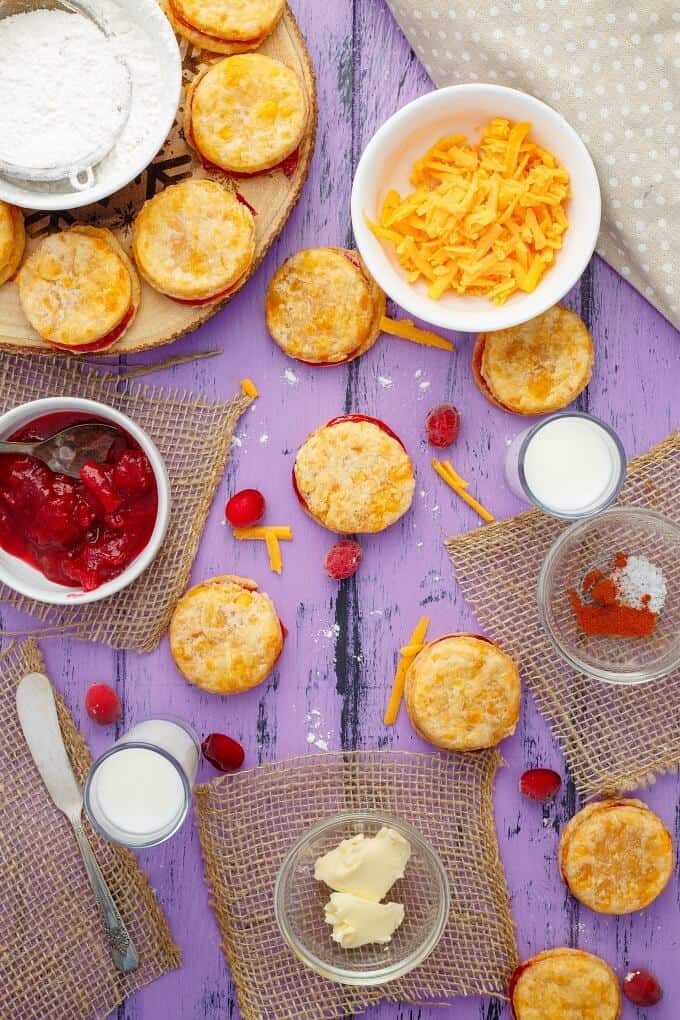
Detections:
52,304,135,353
0,411,158,592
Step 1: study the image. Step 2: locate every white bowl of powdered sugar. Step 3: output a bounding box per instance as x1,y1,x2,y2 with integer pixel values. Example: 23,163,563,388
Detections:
0,0,181,210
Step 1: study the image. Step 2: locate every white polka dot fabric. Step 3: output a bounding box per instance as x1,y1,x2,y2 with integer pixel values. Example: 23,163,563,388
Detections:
385,0,679,327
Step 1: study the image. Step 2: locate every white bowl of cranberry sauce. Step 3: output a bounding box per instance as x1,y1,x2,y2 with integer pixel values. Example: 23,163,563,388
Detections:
0,398,170,605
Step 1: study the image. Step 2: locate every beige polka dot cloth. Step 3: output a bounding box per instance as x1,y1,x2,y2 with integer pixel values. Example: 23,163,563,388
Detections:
385,0,679,328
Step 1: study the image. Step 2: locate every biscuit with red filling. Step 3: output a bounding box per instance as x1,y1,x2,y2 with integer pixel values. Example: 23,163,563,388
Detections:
169,575,284,695
165,0,284,55
17,225,140,353
293,415,414,533
133,179,255,303
185,53,307,174
510,947,621,1020
404,633,520,751
472,306,593,415
0,201,25,287
265,247,385,365
559,798,673,914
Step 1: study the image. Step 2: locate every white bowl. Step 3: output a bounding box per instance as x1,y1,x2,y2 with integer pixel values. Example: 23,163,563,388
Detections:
0,0,181,212
351,84,601,334
0,397,170,605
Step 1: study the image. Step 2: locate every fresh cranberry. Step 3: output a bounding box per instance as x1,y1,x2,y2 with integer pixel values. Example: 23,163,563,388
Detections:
324,539,362,580
426,404,460,447
85,684,121,725
623,969,663,1006
202,733,245,772
226,488,266,527
519,768,562,802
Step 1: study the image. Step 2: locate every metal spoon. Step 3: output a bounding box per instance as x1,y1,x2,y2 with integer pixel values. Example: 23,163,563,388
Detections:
0,423,120,479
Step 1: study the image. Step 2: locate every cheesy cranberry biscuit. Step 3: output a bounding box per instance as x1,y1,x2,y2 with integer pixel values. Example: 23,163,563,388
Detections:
169,575,284,695
166,0,284,55
472,306,594,415
17,226,140,353
293,415,415,534
265,248,386,365
133,180,255,305
404,633,520,751
510,948,621,1020
0,200,25,287
185,53,307,175
559,798,673,915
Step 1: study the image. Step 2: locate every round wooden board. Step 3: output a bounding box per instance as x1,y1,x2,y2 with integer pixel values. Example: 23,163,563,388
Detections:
0,4,317,356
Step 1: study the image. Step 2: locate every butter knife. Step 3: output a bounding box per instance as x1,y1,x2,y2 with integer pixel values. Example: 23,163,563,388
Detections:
16,672,139,974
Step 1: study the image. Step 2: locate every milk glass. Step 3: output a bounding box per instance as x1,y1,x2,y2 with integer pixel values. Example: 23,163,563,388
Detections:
505,412,626,520
84,716,200,848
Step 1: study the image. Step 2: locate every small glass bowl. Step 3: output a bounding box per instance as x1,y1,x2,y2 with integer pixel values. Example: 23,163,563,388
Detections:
538,506,680,684
274,811,449,986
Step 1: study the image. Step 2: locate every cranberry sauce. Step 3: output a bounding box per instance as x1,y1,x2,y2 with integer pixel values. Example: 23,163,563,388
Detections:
0,411,158,591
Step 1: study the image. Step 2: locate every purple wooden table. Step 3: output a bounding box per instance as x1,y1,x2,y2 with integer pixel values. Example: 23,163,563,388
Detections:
10,3,679,1017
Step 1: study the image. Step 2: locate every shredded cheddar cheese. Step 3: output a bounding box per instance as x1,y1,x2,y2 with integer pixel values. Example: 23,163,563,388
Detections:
232,526,293,541
443,459,468,490
379,315,455,352
368,119,570,306
432,459,495,524
240,378,259,398
384,615,430,726
265,531,282,574
231,525,292,573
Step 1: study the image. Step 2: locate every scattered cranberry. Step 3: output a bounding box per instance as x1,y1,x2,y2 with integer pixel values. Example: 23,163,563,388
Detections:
324,539,362,580
202,733,245,772
85,683,122,725
226,488,266,528
623,969,663,1006
425,404,460,448
519,768,562,802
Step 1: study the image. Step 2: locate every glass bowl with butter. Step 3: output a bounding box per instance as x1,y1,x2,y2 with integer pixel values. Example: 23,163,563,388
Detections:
274,811,449,986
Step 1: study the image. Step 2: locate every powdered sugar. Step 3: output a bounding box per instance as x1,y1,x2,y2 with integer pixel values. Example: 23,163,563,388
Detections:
0,9,130,171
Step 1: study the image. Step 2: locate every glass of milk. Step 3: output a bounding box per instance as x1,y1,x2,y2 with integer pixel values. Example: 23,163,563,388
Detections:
84,716,200,848
505,412,626,520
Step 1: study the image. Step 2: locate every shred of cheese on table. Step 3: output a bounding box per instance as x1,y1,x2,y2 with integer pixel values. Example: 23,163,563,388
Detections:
432,459,495,524
384,615,430,726
368,119,570,306
240,378,259,398
379,315,455,352
231,525,292,573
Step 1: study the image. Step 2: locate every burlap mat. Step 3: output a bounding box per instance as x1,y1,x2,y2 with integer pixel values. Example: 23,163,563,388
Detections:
447,432,680,801
0,353,250,651
0,639,181,1019
195,750,518,1020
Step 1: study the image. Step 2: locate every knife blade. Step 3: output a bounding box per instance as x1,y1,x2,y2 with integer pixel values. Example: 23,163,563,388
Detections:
16,672,82,816
16,671,139,973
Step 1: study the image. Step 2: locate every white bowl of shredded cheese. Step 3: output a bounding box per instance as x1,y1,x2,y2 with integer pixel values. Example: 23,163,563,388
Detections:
351,84,601,334
0,0,181,211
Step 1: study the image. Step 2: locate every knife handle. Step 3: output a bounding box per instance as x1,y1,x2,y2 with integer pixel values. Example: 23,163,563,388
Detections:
70,818,139,973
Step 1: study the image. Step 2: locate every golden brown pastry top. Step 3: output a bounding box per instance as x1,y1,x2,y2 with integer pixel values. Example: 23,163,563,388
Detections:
559,798,673,915
475,305,594,415
169,575,284,695
188,53,307,174
404,634,520,751
17,226,135,348
133,180,255,301
511,948,621,1020
0,201,25,288
293,417,415,533
266,248,383,364
172,0,284,41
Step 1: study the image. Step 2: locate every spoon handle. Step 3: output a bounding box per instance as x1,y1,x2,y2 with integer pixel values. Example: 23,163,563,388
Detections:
70,817,139,973
0,440,37,455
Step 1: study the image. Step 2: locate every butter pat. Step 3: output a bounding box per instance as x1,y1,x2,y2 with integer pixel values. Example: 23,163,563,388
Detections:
314,826,411,902
324,893,405,949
